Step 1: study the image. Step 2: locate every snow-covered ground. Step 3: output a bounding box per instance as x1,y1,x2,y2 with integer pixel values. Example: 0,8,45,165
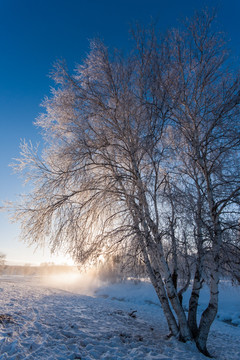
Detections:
0,275,240,359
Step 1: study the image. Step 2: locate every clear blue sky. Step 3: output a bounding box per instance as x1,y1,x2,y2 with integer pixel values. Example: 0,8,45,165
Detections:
0,0,239,265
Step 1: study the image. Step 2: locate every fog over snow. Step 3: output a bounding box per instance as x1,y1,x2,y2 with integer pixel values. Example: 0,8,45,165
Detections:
0,275,239,359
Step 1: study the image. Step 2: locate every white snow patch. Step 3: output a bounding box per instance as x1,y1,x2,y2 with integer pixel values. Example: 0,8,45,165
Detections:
0,275,240,359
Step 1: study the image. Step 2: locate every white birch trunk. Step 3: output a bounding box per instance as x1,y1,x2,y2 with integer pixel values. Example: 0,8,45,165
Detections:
154,241,192,342
196,175,222,355
188,192,204,338
127,194,180,337
133,158,192,342
196,222,221,355
188,261,203,338
141,245,179,336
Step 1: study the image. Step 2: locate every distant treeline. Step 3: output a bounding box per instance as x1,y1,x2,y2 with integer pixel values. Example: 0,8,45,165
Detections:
0,264,78,276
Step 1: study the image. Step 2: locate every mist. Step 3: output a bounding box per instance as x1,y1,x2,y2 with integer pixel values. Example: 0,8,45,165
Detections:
40,268,106,296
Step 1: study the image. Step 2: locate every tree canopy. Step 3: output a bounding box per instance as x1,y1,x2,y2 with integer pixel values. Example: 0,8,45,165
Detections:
10,9,240,356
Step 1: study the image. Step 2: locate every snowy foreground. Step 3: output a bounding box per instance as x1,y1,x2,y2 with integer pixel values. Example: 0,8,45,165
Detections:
0,275,240,360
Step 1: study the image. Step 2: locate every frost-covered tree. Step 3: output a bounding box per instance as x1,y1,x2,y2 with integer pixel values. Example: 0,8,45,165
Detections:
166,11,240,353
9,9,240,356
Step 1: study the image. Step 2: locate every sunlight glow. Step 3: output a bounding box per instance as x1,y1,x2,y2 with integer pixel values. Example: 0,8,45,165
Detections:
41,268,104,296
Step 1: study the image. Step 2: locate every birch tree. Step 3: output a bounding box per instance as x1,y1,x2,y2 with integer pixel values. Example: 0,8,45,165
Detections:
166,10,240,354
9,9,240,356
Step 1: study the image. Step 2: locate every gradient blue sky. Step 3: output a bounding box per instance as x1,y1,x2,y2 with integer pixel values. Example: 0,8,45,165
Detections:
0,0,239,265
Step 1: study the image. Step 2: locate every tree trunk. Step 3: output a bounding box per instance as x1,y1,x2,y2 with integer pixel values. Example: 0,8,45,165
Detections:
133,163,192,342
188,263,202,338
196,222,221,355
154,242,192,342
141,237,179,336
178,231,191,306
188,193,204,338
170,221,178,290
193,172,222,355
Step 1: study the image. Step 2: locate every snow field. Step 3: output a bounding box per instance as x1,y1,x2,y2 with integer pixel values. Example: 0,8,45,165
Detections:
0,275,240,359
